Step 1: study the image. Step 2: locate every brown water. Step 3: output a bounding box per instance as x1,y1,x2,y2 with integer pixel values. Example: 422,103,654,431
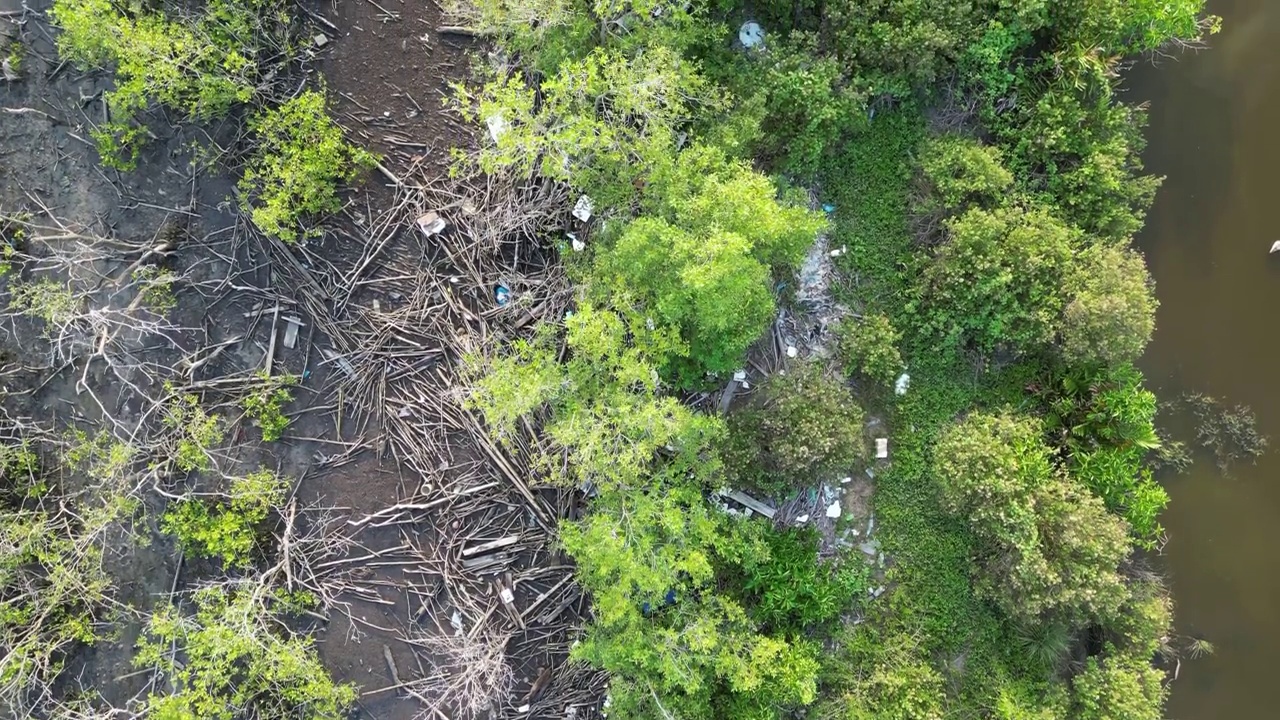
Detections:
1130,0,1280,716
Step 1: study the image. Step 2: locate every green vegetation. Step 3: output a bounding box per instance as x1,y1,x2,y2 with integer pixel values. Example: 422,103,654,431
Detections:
242,372,296,442
50,0,290,168
239,91,377,243
9,278,77,327
162,468,288,567
136,585,356,719
163,392,223,473
458,0,1220,715
722,363,866,497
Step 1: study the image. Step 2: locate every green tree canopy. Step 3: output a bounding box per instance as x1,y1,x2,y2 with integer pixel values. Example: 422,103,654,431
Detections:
916,205,1076,353
932,412,1131,624
1061,244,1158,367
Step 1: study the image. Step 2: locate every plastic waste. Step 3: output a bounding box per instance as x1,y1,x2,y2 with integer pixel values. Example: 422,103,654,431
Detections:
894,372,911,396
572,195,594,222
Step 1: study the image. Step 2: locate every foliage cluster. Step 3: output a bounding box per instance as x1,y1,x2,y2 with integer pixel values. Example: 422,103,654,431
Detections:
469,305,846,718
835,313,904,389
239,91,377,243
161,468,289,567
242,372,296,442
50,0,291,169
136,585,356,719
451,0,1222,714
163,392,224,473
721,363,866,497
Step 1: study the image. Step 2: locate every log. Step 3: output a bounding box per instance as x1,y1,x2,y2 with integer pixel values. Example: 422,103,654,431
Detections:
461,534,519,558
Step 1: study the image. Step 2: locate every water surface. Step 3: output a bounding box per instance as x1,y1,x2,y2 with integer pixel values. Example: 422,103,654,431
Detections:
1131,1,1280,716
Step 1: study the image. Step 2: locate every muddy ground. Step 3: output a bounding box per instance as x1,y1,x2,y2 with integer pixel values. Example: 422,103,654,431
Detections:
2,0,594,717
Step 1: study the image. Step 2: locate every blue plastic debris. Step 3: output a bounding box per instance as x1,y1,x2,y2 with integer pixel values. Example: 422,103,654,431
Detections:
495,285,511,306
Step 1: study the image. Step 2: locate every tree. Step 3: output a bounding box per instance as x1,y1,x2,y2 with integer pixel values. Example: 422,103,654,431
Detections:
240,90,377,243
1060,245,1157,367
135,585,357,720
1070,649,1166,720
917,135,1013,212
932,412,1130,624
835,312,903,387
915,205,1075,353
722,363,866,497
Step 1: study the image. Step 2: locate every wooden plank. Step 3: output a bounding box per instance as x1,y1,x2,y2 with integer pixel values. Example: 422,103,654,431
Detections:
725,489,776,519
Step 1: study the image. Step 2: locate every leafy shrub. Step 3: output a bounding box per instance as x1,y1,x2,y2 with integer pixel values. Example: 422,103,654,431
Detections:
161,468,288,567
136,585,356,719
835,313,903,387
590,148,824,381
163,393,223,473
733,526,866,632
50,0,287,168
751,40,869,173
240,90,377,243
243,373,296,442
9,278,77,327
932,412,1130,624
1042,363,1161,453
1070,649,1166,720
453,46,719,209
817,627,947,720
1071,446,1167,548
914,204,1075,354
723,363,866,497
1061,245,1157,367
917,134,1013,212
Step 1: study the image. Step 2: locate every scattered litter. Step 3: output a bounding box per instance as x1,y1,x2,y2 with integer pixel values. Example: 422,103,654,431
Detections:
875,438,889,459
738,21,764,48
894,372,911,396
485,114,508,142
826,501,842,519
786,345,798,358
795,514,809,523
313,34,329,48
733,370,747,382
282,316,302,349
495,285,511,306
416,211,446,236
572,195,594,222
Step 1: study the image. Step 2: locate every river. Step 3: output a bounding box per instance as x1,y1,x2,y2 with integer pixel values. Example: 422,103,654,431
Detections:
1130,0,1280,716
